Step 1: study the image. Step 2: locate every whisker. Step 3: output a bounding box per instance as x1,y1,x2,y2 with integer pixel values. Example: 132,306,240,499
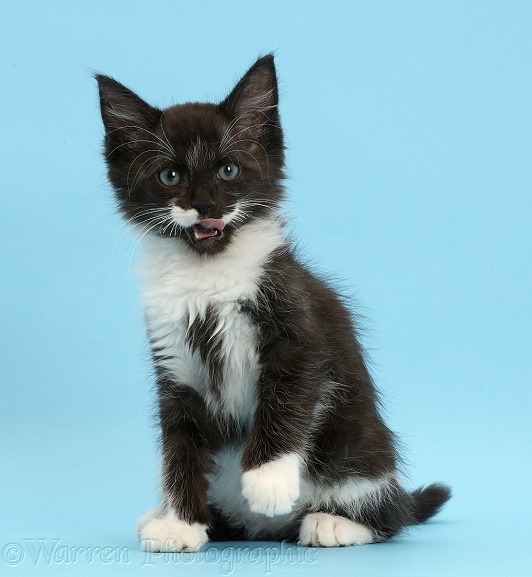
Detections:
129,154,168,191
112,206,170,259
159,113,175,158
128,215,170,273
223,146,272,186
126,149,169,191
106,124,176,158
106,138,166,159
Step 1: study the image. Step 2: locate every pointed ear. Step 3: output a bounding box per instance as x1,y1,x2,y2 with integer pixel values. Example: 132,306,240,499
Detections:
95,74,160,135
219,54,281,142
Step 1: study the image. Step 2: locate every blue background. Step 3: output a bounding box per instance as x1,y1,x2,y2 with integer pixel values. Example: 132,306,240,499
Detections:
1,1,531,575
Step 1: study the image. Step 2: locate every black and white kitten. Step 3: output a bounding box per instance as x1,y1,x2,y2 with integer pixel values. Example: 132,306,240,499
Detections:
96,55,450,551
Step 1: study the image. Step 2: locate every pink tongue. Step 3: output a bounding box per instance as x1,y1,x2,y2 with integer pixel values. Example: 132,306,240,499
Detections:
193,218,225,240
199,218,225,231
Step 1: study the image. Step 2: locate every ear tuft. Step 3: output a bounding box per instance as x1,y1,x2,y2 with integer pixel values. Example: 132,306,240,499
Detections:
219,54,280,140
95,74,159,133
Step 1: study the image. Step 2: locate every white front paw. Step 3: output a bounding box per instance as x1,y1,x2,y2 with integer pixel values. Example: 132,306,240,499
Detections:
139,509,208,552
242,453,301,517
136,507,161,536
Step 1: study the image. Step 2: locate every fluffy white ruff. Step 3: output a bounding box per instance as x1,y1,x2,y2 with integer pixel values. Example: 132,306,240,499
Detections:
138,508,208,552
241,453,302,517
299,513,373,547
138,217,285,424
139,216,286,317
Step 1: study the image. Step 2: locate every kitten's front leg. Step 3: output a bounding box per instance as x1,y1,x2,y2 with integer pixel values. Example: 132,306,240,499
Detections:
241,363,317,517
139,383,214,552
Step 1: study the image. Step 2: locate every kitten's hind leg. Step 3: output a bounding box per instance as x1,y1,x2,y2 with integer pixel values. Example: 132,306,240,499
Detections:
298,474,414,546
299,513,373,547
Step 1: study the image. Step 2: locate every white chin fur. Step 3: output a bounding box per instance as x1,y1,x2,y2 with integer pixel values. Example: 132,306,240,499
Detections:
241,453,302,517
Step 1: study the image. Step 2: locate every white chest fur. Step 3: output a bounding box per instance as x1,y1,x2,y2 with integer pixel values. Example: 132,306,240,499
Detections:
137,219,285,423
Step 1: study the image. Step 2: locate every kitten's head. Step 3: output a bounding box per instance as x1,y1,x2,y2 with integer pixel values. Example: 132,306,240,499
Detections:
96,55,285,255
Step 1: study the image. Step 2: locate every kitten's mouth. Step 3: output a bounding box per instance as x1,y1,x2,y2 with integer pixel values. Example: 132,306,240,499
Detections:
190,218,226,242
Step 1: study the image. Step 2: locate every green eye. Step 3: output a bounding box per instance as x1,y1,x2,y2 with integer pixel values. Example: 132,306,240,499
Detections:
159,168,180,186
217,163,239,181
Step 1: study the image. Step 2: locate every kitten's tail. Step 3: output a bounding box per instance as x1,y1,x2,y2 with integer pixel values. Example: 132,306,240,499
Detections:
410,483,452,524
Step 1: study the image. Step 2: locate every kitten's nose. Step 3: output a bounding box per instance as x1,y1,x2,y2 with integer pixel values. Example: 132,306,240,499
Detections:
192,203,215,217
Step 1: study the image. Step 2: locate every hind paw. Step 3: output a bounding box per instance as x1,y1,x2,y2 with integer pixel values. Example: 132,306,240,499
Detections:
299,513,373,547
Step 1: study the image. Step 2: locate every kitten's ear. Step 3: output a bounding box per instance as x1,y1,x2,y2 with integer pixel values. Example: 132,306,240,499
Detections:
95,74,160,136
219,54,281,142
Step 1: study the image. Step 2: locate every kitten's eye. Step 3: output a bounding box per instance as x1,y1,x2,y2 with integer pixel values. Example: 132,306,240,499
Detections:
217,163,239,181
158,168,181,186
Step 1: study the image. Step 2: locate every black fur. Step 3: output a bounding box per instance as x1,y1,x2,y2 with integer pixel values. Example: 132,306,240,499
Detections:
97,54,450,548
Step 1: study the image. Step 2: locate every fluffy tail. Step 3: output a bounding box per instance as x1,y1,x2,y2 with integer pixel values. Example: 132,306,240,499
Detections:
410,483,452,524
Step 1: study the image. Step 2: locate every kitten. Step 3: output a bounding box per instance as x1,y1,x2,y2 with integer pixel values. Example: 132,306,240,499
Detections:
96,54,450,551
